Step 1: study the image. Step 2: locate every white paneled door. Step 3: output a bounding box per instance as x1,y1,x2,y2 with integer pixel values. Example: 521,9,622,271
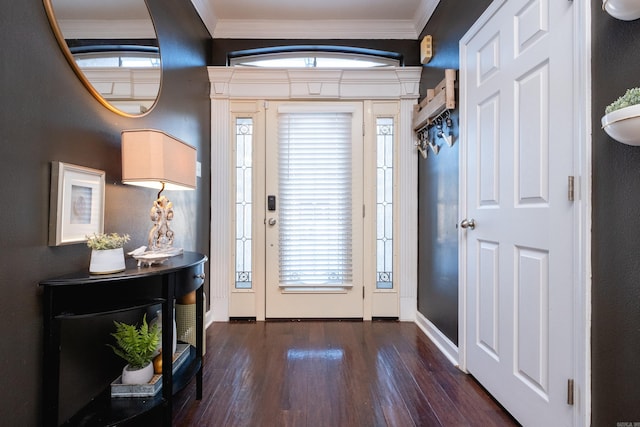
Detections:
265,102,364,318
461,0,575,425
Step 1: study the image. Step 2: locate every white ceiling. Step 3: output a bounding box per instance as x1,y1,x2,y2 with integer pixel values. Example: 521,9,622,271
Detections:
191,0,440,39
50,0,439,40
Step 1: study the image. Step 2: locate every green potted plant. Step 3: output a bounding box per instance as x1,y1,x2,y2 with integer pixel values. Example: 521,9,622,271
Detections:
86,232,130,274
108,314,160,385
602,87,640,145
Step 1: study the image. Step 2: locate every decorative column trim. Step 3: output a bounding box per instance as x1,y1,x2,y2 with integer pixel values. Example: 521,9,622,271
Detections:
209,97,231,321
208,67,422,100
399,98,418,321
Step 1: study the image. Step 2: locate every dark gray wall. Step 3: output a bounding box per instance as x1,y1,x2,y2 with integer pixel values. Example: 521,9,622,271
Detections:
591,5,640,425
416,0,492,345
0,0,211,424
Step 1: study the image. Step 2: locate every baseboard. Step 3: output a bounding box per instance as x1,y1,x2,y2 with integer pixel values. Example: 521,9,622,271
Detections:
415,311,459,367
205,310,216,329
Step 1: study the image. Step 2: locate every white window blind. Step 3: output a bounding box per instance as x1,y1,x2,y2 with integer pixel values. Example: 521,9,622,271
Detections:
278,112,353,287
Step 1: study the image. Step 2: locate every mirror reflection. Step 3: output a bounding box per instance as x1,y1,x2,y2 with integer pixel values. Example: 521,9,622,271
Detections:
44,0,161,117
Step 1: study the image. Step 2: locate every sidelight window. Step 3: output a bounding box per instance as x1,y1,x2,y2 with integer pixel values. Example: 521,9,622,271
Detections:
376,117,394,289
235,118,253,289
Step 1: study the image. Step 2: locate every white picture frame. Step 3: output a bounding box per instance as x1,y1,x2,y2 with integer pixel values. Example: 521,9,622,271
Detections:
49,161,105,246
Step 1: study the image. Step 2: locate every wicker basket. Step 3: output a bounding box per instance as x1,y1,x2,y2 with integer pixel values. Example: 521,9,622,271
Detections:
175,295,206,355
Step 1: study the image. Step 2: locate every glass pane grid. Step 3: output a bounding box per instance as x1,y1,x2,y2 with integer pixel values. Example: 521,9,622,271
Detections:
376,118,394,289
235,118,253,289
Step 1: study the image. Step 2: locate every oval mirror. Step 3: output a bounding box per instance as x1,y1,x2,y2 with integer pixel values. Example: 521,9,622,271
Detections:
43,0,161,117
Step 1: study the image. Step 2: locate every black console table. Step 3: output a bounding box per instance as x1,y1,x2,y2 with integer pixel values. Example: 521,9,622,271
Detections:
40,251,208,427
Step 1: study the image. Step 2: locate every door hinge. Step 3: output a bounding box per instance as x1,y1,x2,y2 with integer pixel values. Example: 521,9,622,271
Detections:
568,176,575,202
363,287,365,299
363,204,366,218
567,378,575,406
264,100,269,109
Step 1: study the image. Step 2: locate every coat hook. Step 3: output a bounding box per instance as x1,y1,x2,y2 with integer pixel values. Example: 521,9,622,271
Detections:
428,127,440,155
437,110,454,147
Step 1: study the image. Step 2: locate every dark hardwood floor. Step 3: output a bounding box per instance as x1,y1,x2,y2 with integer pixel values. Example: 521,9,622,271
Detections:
171,321,519,427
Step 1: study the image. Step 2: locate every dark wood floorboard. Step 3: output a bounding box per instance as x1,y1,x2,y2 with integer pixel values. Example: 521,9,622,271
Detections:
171,321,520,427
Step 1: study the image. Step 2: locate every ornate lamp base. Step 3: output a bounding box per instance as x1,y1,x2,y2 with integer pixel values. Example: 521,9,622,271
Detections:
148,195,174,251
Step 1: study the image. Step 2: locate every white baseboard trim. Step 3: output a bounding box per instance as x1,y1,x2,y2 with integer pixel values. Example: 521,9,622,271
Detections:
415,311,459,368
208,297,229,322
205,310,215,329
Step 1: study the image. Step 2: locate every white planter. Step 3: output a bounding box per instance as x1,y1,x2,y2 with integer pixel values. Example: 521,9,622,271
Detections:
121,362,154,385
601,104,640,146
89,248,126,274
603,0,640,21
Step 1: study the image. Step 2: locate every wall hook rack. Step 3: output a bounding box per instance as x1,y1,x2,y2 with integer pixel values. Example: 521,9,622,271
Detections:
413,69,457,158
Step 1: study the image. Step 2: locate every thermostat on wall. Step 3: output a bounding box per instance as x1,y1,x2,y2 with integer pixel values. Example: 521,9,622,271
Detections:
420,35,433,64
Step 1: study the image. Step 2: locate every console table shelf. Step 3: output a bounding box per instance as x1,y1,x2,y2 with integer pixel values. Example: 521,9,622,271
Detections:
40,252,208,427
55,299,166,319
60,347,200,427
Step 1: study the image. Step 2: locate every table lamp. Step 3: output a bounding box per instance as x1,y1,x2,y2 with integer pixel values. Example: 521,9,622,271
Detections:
121,129,196,252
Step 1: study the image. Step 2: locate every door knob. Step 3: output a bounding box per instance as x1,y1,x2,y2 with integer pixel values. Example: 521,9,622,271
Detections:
460,218,476,230
268,218,277,226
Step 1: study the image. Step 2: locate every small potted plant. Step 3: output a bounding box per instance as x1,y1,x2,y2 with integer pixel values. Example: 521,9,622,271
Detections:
602,87,640,145
86,232,130,274
108,314,160,385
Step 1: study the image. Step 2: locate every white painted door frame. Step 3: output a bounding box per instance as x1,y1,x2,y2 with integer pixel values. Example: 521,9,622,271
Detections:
207,67,422,322
458,1,591,426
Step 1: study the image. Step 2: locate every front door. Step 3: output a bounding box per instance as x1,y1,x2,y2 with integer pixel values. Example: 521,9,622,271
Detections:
461,0,575,425
265,102,364,318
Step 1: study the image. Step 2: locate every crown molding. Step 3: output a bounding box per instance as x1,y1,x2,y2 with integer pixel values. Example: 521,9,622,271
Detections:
212,19,420,39
413,0,440,37
190,0,217,38
192,0,439,40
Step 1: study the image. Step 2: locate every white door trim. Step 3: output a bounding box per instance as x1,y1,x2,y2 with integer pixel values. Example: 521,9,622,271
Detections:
457,1,591,426
571,1,592,425
208,67,422,322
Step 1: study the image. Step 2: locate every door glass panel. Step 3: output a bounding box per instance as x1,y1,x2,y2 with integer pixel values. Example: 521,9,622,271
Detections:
235,118,253,289
376,117,394,289
278,112,353,289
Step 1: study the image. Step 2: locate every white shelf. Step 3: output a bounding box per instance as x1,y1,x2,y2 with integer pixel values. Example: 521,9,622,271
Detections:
602,104,640,146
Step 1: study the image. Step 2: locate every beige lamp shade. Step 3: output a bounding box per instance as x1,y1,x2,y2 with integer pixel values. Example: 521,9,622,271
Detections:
121,129,196,190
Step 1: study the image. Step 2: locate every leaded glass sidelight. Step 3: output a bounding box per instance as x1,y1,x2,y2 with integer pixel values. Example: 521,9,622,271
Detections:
235,118,253,289
376,118,394,289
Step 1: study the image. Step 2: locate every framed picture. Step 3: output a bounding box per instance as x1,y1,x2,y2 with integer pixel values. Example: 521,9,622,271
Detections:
49,161,105,246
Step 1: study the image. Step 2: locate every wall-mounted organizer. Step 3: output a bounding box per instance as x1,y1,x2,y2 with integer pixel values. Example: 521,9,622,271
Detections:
413,69,457,159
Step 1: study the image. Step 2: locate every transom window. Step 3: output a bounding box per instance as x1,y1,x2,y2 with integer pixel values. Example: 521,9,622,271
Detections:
73,51,160,68
229,46,401,68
